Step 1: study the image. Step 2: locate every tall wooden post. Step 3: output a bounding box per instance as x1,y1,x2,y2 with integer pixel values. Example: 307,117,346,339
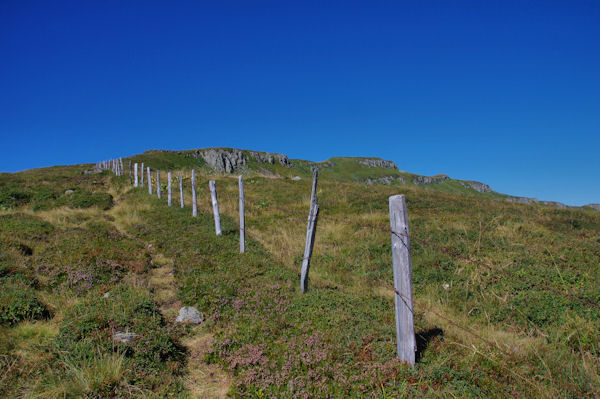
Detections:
301,170,319,293
141,163,144,187
191,170,197,217
239,175,245,253
167,172,172,206
129,161,132,185
156,170,161,199
134,163,139,187
389,194,416,366
209,180,222,236
179,173,184,208
147,167,152,195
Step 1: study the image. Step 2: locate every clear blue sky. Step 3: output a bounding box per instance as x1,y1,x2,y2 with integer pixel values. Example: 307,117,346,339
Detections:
1,1,599,206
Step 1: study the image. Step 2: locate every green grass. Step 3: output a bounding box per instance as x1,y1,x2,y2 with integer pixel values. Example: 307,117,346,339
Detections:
0,151,598,397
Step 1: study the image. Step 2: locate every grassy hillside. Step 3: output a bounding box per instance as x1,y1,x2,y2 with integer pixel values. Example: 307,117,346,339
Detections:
1,153,599,397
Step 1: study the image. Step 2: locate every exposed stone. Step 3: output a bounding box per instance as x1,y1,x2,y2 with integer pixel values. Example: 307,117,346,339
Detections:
113,331,137,344
359,158,398,169
540,201,567,209
250,151,290,167
459,181,492,193
175,306,204,324
412,175,449,185
364,176,406,185
585,204,600,211
506,196,538,205
103,292,110,298
64,189,74,195
200,149,246,173
291,176,301,181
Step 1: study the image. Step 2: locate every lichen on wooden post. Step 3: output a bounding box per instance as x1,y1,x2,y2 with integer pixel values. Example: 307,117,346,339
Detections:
134,163,139,187
147,167,152,195
141,163,144,187
209,180,222,236
167,172,172,206
156,170,161,199
191,170,197,217
389,194,416,366
179,173,184,208
239,175,245,253
301,169,319,293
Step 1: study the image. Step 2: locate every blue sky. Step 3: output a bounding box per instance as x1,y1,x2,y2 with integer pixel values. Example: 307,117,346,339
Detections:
1,1,599,205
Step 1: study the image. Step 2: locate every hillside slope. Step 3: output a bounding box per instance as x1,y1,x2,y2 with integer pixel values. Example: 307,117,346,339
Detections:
0,153,599,397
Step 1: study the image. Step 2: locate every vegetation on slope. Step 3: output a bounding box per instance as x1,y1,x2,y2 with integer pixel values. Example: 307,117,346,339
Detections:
0,155,599,397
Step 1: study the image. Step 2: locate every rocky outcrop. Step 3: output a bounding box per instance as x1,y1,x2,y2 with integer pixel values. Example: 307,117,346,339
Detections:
459,181,492,193
250,151,290,167
199,149,246,173
413,175,449,185
540,201,567,209
364,176,406,185
585,204,600,211
359,159,398,169
505,197,567,209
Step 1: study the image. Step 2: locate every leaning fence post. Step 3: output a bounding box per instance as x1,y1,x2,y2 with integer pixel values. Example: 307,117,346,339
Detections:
179,173,184,208
389,194,416,366
147,167,152,195
209,180,222,236
156,170,161,199
141,163,144,187
239,175,245,253
301,169,319,293
191,170,197,217
167,172,172,206
134,163,139,187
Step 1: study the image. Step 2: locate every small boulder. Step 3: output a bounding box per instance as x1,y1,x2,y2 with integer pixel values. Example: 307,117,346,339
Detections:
175,306,204,324
291,176,301,181
113,331,137,344
64,189,74,195
103,292,110,298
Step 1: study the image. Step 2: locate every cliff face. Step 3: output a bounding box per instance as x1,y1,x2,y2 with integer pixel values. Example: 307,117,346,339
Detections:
359,159,398,169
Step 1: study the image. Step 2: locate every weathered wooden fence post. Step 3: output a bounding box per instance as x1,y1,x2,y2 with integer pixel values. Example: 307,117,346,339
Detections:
301,169,319,293
156,170,161,199
134,163,139,187
179,173,184,208
141,163,144,187
191,170,197,217
209,180,222,236
389,194,416,366
239,175,245,253
167,172,172,206
129,161,132,185
147,167,152,195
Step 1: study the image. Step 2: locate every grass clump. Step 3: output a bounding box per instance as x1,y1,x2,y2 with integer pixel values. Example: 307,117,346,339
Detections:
0,283,49,325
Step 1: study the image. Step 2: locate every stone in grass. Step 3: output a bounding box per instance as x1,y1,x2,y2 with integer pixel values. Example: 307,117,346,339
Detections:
291,176,301,181
64,189,75,195
113,331,137,344
175,306,204,324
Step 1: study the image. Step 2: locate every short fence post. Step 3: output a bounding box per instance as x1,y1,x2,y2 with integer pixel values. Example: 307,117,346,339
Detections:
301,169,319,293
191,170,197,217
209,180,222,236
141,163,144,187
389,194,416,366
134,163,139,187
156,170,161,199
179,173,184,208
239,175,245,253
147,167,152,195
129,161,132,185
167,172,172,206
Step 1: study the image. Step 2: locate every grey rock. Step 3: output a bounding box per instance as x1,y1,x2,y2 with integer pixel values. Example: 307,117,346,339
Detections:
365,176,406,185
175,306,204,324
459,181,492,193
250,151,290,167
113,331,137,344
506,196,538,205
359,158,398,169
291,176,302,181
413,175,449,185
585,204,600,211
103,292,110,298
64,189,75,195
201,149,246,173
540,201,567,209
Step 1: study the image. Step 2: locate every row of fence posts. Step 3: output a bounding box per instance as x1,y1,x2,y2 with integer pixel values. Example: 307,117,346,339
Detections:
125,160,415,365
96,158,124,176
